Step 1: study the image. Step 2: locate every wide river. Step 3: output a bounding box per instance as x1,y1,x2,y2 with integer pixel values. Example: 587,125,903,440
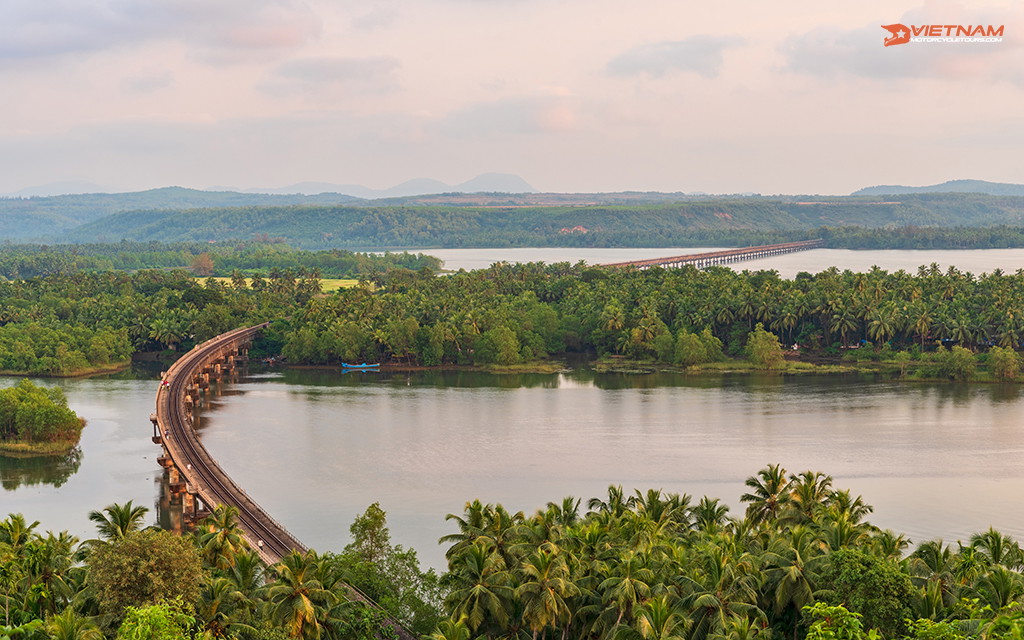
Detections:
426,247,1024,276
5,368,1024,570
5,247,1024,570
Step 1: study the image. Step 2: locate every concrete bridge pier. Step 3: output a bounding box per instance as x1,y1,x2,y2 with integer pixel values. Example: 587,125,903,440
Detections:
150,413,163,444
167,465,185,502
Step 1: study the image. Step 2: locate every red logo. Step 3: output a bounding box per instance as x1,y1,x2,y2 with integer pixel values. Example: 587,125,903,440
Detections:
882,23,1005,46
882,24,911,47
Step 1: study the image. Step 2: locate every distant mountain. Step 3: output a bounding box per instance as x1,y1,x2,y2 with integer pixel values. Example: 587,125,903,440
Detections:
0,186,362,240
4,181,108,197
853,179,1024,196
238,173,536,198
453,173,536,193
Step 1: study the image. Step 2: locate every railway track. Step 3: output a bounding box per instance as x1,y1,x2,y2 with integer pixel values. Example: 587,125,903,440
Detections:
154,324,416,640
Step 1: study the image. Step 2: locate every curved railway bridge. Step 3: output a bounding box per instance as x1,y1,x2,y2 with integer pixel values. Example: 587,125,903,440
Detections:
601,239,823,269
150,323,415,640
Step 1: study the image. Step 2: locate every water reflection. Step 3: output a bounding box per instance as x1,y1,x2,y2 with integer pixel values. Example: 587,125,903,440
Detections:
193,366,1024,570
0,447,82,491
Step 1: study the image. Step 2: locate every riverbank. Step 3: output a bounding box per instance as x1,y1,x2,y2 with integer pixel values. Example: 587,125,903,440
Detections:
0,420,85,457
0,361,132,378
271,346,1018,383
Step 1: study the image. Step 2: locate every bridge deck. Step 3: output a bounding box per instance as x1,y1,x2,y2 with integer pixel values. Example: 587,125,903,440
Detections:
601,239,823,268
154,324,415,640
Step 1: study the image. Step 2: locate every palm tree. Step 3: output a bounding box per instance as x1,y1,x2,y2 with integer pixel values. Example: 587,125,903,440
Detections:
680,543,764,640
867,306,899,346
544,497,582,529
516,546,580,639
198,576,256,639
228,544,266,602
441,500,490,560
428,615,473,640
264,551,338,640
598,551,655,631
764,526,823,640
972,565,1024,611
740,464,790,527
0,513,40,550
632,594,689,640
198,505,248,570
783,471,833,525
907,540,958,619
692,497,731,535
871,530,911,560
588,485,631,519
818,512,870,551
21,532,79,618
445,539,513,633
969,528,1022,569
87,501,148,541
830,309,859,348
826,490,873,524
44,607,103,640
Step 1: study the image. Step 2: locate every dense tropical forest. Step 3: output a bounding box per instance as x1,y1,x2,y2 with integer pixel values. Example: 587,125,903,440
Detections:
0,500,441,640
0,242,440,280
277,261,1024,381
0,269,313,375
7,259,1024,379
5,466,1024,640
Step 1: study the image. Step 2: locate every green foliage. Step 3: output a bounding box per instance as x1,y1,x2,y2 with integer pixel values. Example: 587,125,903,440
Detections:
334,503,444,635
87,530,204,615
0,241,440,280
746,323,785,370
988,346,1021,381
116,602,195,640
932,346,978,381
8,471,1024,640
803,603,867,640
906,618,968,640
675,328,725,366
816,548,914,636
0,379,81,445
474,327,521,365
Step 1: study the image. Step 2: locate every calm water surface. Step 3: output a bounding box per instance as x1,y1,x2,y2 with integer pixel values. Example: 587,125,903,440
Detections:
196,369,1024,569
0,376,163,538
4,369,1024,570
428,247,1024,277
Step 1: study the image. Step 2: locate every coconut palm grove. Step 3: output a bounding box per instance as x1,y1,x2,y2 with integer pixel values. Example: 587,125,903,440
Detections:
5,465,1024,640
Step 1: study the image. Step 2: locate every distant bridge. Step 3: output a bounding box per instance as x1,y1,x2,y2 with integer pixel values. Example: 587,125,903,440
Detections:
151,324,415,640
601,239,824,269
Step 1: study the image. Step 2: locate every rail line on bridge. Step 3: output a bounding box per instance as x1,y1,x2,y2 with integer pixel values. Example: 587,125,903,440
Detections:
601,239,824,269
151,324,415,640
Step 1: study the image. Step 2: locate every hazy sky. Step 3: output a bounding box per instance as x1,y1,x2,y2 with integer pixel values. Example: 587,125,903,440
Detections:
2,0,1021,195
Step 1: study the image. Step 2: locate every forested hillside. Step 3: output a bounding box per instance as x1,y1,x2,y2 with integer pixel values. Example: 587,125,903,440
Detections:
0,241,439,279
61,193,1024,249
0,187,362,239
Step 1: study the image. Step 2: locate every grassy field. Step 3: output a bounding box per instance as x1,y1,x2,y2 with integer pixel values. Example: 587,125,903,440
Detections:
202,277,359,292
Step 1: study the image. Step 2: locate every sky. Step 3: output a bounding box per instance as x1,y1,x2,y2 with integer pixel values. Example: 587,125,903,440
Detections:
1,0,1022,195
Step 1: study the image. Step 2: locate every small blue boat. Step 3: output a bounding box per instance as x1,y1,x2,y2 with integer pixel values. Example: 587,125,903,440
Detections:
341,362,380,369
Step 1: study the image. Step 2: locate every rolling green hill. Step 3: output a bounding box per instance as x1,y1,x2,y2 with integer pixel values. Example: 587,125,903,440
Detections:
0,187,362,239
852,179,1024,196
61,193,1024,249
